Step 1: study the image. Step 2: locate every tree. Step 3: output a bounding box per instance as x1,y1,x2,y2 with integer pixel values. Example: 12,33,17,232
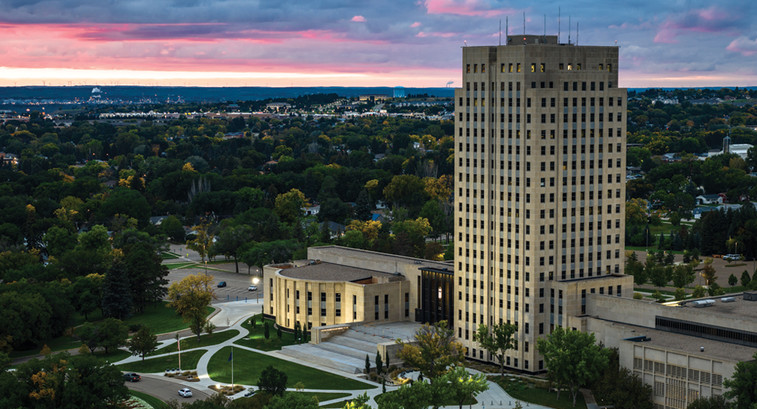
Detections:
741,270,751,287
265,392,319,409
397,320,465,381
186,220,213,264
212,223,253,274
674,288,687,301
729,273,738,286
591,349,653,409
724,352,757,409
473,322,516,377
101,255,133,320
692,285,707,298
671,263,696,289
365,354,370,374
701,258,717,286
439,366,489,409
375,351,383,375
686,395,730,409
258,365,287,396
537,327,610,407
167,274,215,341
129,326,158,361
160,215,186,242
274,188,307,224
76,318,128,354
264,321,270,339
375,380,433,409
121,238,169,313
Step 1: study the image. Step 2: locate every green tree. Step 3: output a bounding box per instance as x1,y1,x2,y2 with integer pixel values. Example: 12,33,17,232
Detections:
375,351,383,375
212,223,253,274
101,256,133,320
121,238,169,313
692,285,707,298
537,327,610,407
375,380,432,409
71,274,103,320
729,273,738,286
674,288,687,301
128,326,158,361
671,263,696,288
724,351,757,409
591,348,653,409
741,270,752,287
274,188,307,224
701,258,717,286
76,318,128,354
265,392,319,409
160,215,186,242
264,321,270,339
167,274,215,341
439,366,489,409
0,291,52,349
397,320,464,381
473,322,516,377
258,365,287,396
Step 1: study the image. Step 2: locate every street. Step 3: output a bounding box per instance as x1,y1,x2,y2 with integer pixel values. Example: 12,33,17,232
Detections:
126,374,210,404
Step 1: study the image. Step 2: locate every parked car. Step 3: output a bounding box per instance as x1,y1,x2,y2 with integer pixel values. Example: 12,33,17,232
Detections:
178,388,193,398
123,372,141,382
247,285,258,291
724,254,741,261
217,281,227,288
243,388,257,397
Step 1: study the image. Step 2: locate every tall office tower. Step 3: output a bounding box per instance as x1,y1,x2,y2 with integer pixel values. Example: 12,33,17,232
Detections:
454,35,632,372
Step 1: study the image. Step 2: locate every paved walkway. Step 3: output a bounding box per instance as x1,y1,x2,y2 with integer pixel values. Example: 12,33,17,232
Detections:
114,301,552,408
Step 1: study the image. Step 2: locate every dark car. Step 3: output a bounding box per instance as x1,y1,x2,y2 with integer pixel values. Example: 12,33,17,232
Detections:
123,372,141,382
217,281,227,288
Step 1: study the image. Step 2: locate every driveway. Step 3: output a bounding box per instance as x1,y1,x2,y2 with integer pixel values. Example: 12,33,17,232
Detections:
126,374,210,404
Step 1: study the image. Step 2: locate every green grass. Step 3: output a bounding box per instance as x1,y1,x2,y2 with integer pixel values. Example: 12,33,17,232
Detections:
295,391,351,403
322,400,351,408
123,302,214,335
234,315,298,351
724,263,747,268
494,376,587,409
161,252,180,260
9,335,82,358
153,330,239,355
166,262,198,270
207,346,374,390
117,349,206,372
129,390,170,409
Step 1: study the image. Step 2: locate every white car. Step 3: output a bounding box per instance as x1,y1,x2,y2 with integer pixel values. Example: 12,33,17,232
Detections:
248,285,258,291
178,388,193,398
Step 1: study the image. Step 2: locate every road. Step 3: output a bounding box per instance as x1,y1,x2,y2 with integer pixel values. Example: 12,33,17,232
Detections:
126,374,210,404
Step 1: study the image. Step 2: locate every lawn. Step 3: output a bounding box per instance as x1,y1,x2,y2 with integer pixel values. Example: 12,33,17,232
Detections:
296,391,351,403
117,349,207,373
152,330,239,355
494,376,587,409
9,335,82,358
129,390,170,409
166,262,198,270
207,346,374,390
160,252,180,260
233,314,298,351
123,302,215,335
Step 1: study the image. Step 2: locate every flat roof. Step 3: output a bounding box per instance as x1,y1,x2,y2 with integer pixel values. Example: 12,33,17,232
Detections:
676,294,757,321
309,245,452,271
610,322,757,363
276,261,399,282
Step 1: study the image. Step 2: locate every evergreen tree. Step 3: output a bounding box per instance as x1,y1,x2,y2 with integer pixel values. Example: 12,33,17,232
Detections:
365,354,370,374
375,351,383,375
741,270,751,287
101,257,133,320
264,321,270,339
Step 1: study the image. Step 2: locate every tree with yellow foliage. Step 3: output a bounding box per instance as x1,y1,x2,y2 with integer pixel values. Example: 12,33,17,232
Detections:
167,274,215,341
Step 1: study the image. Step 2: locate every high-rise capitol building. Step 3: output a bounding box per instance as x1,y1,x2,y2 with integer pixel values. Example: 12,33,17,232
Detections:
454,34,633,372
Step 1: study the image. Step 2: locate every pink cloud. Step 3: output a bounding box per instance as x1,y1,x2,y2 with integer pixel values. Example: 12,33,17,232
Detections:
424,0,512,17
654,6,737,43
411,21,422,28
726,36,757,56
351,15,366,22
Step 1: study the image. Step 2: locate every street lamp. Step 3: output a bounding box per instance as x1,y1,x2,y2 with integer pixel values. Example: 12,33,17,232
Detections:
252,277,260,303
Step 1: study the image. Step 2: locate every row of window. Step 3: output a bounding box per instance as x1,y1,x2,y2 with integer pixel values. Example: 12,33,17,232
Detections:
465,62,613,74
459,95,623,109
458,127,624,140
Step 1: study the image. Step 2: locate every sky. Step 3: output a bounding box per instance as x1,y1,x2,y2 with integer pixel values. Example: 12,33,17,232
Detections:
0,0,755,88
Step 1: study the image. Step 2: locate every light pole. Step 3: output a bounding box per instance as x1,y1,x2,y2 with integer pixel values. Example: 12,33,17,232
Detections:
252,277,260,303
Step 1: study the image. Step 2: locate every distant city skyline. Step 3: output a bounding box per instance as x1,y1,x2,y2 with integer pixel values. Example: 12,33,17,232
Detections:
0,0,755,87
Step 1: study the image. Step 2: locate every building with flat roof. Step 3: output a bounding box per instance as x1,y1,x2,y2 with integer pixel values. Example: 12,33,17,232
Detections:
454,34,629,371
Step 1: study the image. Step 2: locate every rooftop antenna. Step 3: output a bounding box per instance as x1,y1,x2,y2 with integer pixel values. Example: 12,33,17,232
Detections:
558,7,561,43
543,14,546,39
506,16,509,43
568,16,571,44
499,19,502,45
523,11,526,36
576,22,579,45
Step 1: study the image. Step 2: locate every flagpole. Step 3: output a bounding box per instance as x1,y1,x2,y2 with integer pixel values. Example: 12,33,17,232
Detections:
231,346,234,388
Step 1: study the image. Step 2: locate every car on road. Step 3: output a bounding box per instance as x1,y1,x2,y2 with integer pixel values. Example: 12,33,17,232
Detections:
247,285,258,291
724,254,741,261
217,281,227,288
243,388,257,397
123,372,141,382
178,388,193,398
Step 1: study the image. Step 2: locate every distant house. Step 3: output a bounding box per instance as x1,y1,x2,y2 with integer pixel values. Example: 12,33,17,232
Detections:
302,204,321,217
692,207,717,219
317,221,346,239
696,194,723,205
265,102,291,112
0,152,18,167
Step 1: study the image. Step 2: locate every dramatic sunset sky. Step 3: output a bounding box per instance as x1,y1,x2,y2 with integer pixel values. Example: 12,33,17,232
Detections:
0,0,755,87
